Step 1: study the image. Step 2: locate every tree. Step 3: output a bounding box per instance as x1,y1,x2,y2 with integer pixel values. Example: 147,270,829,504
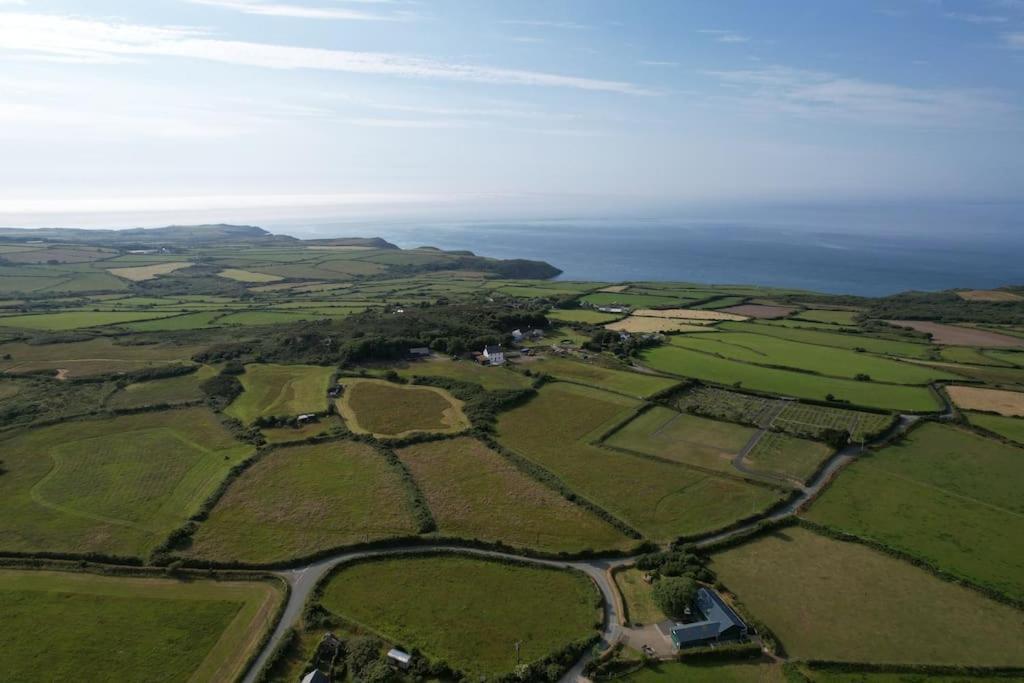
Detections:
652,576,698,619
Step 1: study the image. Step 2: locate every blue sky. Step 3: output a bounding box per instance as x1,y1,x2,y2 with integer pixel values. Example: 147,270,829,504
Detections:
1,0,1023,226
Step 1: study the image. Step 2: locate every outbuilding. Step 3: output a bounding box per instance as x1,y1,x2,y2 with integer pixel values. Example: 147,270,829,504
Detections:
387,648,412,670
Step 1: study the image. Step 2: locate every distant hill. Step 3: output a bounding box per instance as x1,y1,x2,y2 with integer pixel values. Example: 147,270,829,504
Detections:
302,237,399,249
0,224,287,246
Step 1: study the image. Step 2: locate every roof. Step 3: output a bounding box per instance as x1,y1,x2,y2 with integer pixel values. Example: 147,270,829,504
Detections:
669,588,747,646
387,648,412,664
301,671,329,683
408,347,431,354
671,621,720,645
484,345,503,354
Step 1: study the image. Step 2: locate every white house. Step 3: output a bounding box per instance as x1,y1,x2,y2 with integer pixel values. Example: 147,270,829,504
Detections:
482,344,505,366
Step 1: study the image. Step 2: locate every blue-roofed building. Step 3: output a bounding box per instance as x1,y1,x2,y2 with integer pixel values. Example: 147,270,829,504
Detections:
668,587,748,649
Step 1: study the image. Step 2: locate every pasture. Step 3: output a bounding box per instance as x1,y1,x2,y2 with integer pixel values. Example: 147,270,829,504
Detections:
804,422,1024,600
718,321,935,358
605,406,755,474
225,363,334,423
623,662,785,683
0,408,253,557
187,440,420,563
399,437,632,553
0,310,184,331
0,337,201,377
107,261,192,281
967,411,1024,445
259,414,346,444
0,569,282,683
718,304,795,319
946,385,1024,417
105,365,216,409
395,357,532,390
640,345,941,412
337,378,469,437
497,383,784,541
711,526,1024,665
529,356,678,398
792,309,860,325
319,554,599,677
218,268,283,282
745,431,832,481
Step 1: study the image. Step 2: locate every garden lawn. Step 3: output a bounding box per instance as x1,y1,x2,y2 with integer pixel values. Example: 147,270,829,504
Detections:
187,440,420,564
614,568,668,625
399,438,632,553
396,357,532,390
605,406,755,475
225,363,333,423
640,345,940,412
320,555,599,677
531,356,678,398
0,569,282,683
497,383,784,542
711,526,1024,665
337,378,469,437
804,422,1024,600
0,408,253,558
967,411,1024,445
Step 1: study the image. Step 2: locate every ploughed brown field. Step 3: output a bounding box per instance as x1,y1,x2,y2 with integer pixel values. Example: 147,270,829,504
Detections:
886,320,1024,348
718,304,796,319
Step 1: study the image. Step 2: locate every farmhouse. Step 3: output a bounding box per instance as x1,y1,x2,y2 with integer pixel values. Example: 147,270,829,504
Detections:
482,344,506,366
387,647,412,669
666,587,748,649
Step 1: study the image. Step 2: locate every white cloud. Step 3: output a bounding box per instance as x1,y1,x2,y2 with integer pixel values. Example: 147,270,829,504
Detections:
703,65,1012,127
182,0,416,22
0,13,652,95
698,29,749,44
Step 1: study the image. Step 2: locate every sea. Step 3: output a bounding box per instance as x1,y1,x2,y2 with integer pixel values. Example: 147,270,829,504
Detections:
268,202,1024,297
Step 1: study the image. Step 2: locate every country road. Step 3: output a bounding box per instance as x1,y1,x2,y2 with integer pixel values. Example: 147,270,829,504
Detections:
241,411,928,683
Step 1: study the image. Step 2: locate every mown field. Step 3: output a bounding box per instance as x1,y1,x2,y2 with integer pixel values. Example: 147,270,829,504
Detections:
399,437,632,553
395,357,532,390
0,408,253,557
337,378,469,437
319,555,599,677
605,405,755,474
187,440,420,564
804,422,1024,600
712,526,1024,665
225,363,334,423
641,345,941,411
0,569,282,683
529,356,678,398
497,383,784,541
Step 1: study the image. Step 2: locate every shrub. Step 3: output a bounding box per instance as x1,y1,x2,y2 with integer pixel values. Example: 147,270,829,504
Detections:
653,576,698,619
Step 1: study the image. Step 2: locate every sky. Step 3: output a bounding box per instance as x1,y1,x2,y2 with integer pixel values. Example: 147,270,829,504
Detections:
1,0,1024,227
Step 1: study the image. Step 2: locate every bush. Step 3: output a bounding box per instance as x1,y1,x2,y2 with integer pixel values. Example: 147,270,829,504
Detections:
652,576,698,619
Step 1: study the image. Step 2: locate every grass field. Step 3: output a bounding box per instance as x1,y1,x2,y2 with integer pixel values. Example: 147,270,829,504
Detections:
399,437,632,553
319,554,599,677
259,414,346,444
337,378,469,437
887,320,1024,348
530,356,678,398
547,308,623,324
582,292,687,308
805,669,1024,682
966,411,1024,445
622,662,785,682
605,405,755,474
218,268,283,282
225,363,333,423
711,526,1024,665
187,440,420,563
792,309,860,325
395,357,532,390
0,408,253,557
497,383,784,541
940,345,1015,367
804,422,1024,600
946,385,1024,417
666,332,952,384
107,261,192,281
0,337,201,377
641,345,941,412
614,567,668,625
745,431,832,481
0,310,185,330
106,365,216,409
718,321,934,359
0,569,282,683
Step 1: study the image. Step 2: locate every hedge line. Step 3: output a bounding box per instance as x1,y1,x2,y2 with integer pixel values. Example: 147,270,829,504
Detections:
803,661,1024,678
371,442,436,534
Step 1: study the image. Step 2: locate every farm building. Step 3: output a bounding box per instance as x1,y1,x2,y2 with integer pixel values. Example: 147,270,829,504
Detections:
667,587,748,649
297,413,318,424
408,346,431,359
482,344,506,366
387,647,412,669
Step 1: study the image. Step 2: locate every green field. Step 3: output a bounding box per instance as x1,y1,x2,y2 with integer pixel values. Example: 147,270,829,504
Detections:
582,291,692,308
0,569,282,683
967,411,1024,445
804,670,1024,683
746,431,833,481
666,332,952,384
218,268,283,282
792,309,860,325
622,661,785,682
399,437,631,553
395,357,532,390
641,345,941,411
605,405,755,474
106,365,216,409
337,378,469,437
0,337,201,377
497,383,784,541
546,308,624,324
530,356,678,398
259,414,346,443
225,363,333,423
804,422,1024,600
718,321,935,359
187,440,420,563
712,526,1024,665
0,408,253,557
614,567,668,625
0,310,184,330
319,554,599,676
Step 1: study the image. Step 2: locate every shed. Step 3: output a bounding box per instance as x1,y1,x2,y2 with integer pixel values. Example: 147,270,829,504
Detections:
408,346,431,359
387,648,412,669
301,670,329,683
